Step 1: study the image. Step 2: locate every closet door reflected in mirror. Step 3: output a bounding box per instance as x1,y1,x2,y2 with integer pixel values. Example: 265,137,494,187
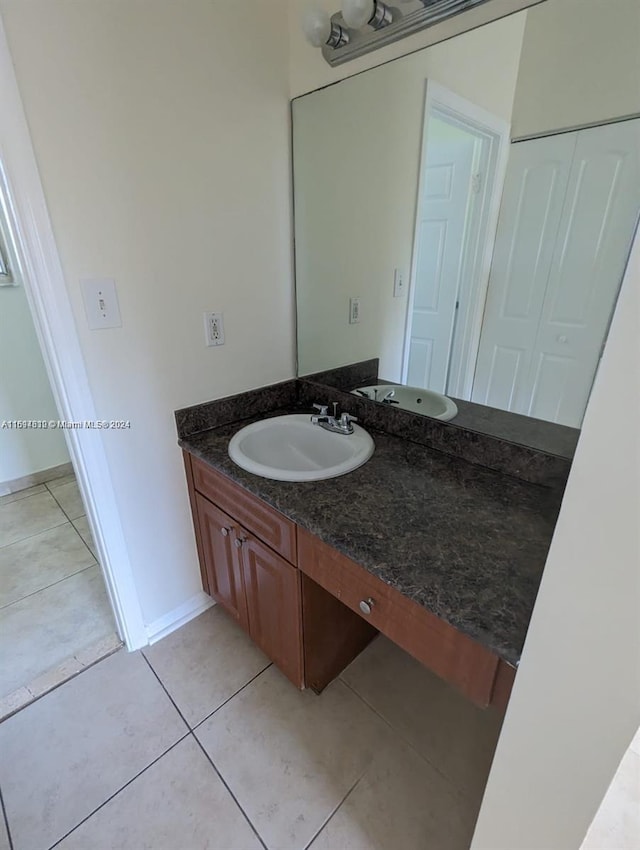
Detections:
472,121,639,428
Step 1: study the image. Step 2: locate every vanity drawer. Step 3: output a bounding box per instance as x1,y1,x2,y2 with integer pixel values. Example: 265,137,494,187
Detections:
298,528,499,707
190,455,297,564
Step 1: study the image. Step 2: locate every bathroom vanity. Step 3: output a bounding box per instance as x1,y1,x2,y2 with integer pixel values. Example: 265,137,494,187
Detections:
177,376,564,712
175,0,638,715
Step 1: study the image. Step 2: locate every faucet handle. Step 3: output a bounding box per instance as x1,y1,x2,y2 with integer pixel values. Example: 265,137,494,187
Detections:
313,404,329,416
340,412,358,428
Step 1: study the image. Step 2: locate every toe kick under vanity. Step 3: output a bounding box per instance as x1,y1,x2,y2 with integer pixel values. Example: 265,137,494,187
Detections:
176,370,570,712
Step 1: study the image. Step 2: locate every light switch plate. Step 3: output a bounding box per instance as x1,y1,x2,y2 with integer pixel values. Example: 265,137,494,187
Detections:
393,268,406,298
80,278,122,329
349,297,361,324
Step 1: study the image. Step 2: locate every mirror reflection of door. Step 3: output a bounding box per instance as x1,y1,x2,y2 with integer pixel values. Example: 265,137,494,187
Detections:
473,119,640,428
405,117,475,393
404,82,509,398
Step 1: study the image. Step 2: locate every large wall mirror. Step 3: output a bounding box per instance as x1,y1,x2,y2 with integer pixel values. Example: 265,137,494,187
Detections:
293,0,639,440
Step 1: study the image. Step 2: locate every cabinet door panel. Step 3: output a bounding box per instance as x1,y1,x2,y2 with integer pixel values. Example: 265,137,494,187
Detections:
241,536,303,688
195,493,248,630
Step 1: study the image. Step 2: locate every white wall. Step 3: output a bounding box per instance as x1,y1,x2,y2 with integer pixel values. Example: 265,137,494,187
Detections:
0,243,70,484
294,14,526,378
471,228,640,849
512,0,640,137
0,0,295,631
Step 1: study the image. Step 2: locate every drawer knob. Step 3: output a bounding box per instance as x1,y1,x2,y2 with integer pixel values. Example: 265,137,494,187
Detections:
234,537,246,549
221,527,231,537
359,597,375,615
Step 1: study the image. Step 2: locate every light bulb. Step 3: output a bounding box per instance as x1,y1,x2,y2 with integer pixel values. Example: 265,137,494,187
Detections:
301,6,332,47
341,0,375,28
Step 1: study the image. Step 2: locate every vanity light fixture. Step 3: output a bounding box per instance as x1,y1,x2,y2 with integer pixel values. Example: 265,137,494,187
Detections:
302,0,545,66
302,5,349,48
341,0,393,30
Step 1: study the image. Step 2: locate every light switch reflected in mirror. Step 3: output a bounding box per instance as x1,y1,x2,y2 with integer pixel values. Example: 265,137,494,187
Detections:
293,0,640,439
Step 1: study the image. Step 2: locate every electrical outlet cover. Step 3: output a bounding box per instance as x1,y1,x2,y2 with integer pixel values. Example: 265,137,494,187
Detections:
204,312,225,346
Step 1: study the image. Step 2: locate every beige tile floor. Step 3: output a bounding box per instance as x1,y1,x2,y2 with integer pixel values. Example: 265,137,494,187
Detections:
0,474,116,700
0,606,505,850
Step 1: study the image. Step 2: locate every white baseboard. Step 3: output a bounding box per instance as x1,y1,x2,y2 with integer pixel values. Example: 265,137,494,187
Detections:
0,461,74,496
145,591,214,645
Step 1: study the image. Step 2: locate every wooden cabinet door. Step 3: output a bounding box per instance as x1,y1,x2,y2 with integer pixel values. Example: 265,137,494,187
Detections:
195,493,248,630
240,534,303,688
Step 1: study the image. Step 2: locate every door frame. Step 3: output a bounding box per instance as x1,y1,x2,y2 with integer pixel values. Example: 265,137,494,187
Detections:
0,17,147,650
402,79,510,397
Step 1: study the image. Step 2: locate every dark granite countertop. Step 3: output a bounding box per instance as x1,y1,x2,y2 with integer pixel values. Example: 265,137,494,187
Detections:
180,407,562,667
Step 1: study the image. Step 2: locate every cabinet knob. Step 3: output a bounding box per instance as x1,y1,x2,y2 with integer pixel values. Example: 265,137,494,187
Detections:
221,527,231,537
359,597,375,615
234,537,246,549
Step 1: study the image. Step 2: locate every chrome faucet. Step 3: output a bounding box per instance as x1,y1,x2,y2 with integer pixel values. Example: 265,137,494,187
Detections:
380,389,399,405
311,404,358,435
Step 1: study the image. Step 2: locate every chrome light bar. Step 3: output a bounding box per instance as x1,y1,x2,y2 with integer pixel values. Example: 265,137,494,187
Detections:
320,0,532,66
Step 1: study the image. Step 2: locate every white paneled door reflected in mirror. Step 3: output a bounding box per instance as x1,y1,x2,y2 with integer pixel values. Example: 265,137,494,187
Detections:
293,0,640,432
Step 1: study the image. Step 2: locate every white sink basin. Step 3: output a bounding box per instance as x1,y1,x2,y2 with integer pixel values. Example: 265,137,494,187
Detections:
352,384,458,421
228,413,375,482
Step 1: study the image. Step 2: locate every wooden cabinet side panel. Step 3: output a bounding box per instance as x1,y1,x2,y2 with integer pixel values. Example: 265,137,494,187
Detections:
301,573,378,693
490,660,517,713
298,528,498,707
183,450,209,595
242,537,304,688
195,493,248,630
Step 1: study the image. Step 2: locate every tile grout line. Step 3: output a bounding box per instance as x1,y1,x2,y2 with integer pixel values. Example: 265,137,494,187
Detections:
0,561,99,611
140,648,272,732
47,733,192,850
191,733,269,850
0,487,45,507
303,768,367,850
0,785,14,850
45,485,82,525
139,653,193,730
338,676,470,797
43,478,76,497
69,517,98,561
191,662,273,731
0,518,68,551
44,481,69,493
